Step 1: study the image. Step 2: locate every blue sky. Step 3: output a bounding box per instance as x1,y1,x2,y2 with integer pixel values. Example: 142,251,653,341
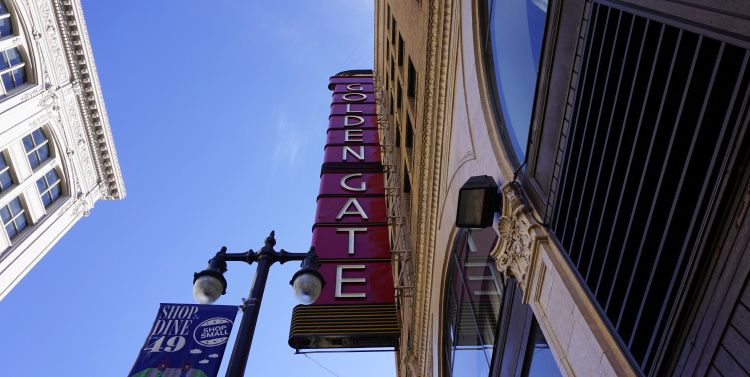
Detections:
0,1,397,376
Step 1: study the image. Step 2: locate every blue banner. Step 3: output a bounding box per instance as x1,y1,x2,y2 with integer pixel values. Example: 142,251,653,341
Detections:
128,303,238,377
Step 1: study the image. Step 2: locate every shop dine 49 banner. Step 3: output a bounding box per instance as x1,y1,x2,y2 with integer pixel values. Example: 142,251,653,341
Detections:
128,303,237,377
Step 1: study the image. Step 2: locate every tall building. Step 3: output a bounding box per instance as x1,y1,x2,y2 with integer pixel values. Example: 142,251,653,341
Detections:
0,0,124,301
374,0,750,376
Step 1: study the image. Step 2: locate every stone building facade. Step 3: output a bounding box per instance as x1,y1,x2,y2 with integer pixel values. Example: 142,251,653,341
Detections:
374,0,750,376
0,0,124,301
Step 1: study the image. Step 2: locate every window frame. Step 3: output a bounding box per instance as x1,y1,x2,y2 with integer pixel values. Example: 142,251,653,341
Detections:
1,196,27,240
36,168,61,208
23,127,51,169
0,151,14,192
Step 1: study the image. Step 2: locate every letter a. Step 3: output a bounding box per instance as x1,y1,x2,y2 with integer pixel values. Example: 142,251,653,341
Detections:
336,198,369,220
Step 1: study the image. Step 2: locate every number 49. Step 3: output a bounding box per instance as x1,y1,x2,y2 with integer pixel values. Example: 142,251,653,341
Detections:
144,336,186,353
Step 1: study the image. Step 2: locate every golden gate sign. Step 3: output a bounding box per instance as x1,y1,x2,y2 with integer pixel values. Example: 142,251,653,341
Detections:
288,71,399,349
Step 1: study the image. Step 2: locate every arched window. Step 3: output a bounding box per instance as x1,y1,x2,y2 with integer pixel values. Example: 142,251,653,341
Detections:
441,226,562,376
0,0,28,97
442,228,504,377
485,0,547,165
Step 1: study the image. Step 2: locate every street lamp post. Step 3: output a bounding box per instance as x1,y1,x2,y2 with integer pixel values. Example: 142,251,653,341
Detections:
192,231,325,377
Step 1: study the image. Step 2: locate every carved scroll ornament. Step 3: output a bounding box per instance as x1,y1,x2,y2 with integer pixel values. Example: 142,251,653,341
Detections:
490,183,545,293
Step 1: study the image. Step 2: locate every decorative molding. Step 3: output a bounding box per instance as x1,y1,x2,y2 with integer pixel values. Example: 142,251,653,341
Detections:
52,0,125,199
411,0,454,375
36,0,67,80
39,86,58,111
490,182,546,303
66,98,95,187
404,350,418,376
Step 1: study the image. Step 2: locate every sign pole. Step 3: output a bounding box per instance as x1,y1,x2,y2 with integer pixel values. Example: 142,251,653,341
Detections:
224,252,272,377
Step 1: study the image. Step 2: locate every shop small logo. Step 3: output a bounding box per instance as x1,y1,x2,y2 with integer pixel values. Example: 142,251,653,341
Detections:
193,317,233,347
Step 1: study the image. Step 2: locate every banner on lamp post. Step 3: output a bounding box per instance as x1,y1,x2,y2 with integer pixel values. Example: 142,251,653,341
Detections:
128,303,238,377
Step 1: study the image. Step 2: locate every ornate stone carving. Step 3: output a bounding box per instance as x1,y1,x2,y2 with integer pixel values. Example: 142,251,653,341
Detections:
409,0,454,374
490,183,546,294
404,350,418,376
72,80,82,95
38,1,67,79
39,87,58,111
66,100,95,186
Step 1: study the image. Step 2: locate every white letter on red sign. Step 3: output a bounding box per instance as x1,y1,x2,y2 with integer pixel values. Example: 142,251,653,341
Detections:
346,104,362,114
336,228,367,255
347,83,363,91
340,173,366,192
336,198,369,220
344,115,365,127
343,146,364,161
342,93,367,102
345,130,363,142
335,265,367,298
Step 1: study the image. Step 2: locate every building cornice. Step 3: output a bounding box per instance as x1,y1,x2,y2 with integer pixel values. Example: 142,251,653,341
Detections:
51,0,125,199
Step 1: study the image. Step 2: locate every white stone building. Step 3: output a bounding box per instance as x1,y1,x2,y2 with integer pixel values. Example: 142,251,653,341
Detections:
0,0,124,301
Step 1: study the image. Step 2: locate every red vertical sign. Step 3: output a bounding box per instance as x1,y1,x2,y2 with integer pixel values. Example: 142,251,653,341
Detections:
289,72,398,350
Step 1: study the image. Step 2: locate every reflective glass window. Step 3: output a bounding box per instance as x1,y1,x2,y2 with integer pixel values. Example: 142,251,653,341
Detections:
521,318,562,377
0,18,11,38
0,47,26,93
0,0,10,38
443,228,503,377
487,0,547,163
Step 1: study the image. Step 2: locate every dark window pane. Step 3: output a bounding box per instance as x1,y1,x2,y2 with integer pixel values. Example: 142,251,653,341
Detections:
6,47,21,65
11,67,24,86
0,171,12,190
49,184,60,201
37,145,49,163
32,129,45,143
15,213,26,231
0,0,8,14
22,135,33,151
0,206,10,222
5,222,15,238
27,152,39,168
1,71,12,90
9,198,21,215
36,177,46,192
46,169,58,183
0,18,11,38
41,193,51,207
0,51,8,70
